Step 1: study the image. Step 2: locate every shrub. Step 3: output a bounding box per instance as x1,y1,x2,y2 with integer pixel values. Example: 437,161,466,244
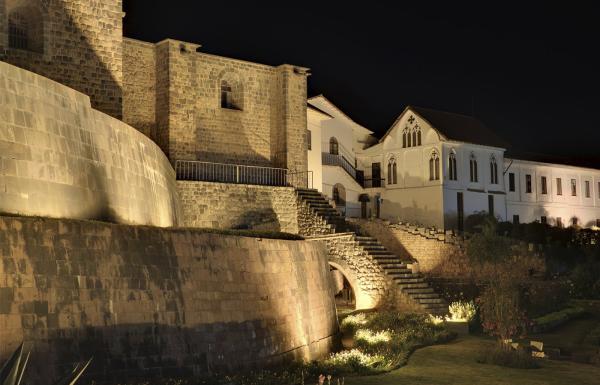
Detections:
532,306,585,333
465,218,513,264
339,313,368,334
448,300,477,322
354,329,392,346
323,349,385,373
478,268,528,341
477,344,540,369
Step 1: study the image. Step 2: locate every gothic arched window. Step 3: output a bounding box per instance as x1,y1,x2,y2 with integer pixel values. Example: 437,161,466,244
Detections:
416,127,422,146
429,151,440,181
449,151,457,181
387,157,397,185
412,129,417,147
407,129,412,147
329,137,339,155
402,129,408,148
490,155,498,184
8,5,44,53
469,153,478,183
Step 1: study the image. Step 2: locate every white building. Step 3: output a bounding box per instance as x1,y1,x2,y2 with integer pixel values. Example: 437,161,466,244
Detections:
307,95,376,217
307,96,600,231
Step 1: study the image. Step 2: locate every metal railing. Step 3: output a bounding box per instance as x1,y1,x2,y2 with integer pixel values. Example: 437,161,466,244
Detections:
175,160,313,188
363,178,386,188
322,152,358,179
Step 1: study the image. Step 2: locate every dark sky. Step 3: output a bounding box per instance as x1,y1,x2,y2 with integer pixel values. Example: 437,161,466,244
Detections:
123,1,600,166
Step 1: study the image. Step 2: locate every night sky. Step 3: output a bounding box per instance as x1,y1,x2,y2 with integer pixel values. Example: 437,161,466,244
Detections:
124,1,600,167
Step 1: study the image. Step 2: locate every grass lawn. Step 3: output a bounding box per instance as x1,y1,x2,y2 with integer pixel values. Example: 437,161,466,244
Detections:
344,336,600,385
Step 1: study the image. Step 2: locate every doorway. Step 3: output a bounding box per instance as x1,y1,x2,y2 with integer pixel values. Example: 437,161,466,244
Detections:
457,192,464,232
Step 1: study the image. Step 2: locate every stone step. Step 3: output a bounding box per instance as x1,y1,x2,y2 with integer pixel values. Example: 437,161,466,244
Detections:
360,244,386,250
377,262,408,268
403,287,435,294
417,297,445,304
392,277,425,284
367,250,395,256
409,292,440,299
398,282,430,289
354,236,377,241
382,268,412,274
421,303,448,314
373,257,402,263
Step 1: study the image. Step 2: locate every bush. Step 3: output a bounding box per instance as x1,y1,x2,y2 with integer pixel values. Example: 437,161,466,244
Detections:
532,307,585,333
477,344,540,369
523,280,571,317
569,262,600,299
465,218,513,264
478,268,528,341
448,300,477,322
333,312,455,374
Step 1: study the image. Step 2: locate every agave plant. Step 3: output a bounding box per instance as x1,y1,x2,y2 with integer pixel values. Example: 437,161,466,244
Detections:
0,343,91,385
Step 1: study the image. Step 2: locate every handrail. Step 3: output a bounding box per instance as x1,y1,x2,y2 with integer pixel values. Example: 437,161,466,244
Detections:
174,160,313,188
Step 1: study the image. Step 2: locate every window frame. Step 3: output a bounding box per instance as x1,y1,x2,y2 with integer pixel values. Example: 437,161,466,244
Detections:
508,172,515,192
525,174,532,194
541,176,547,195
571,178,577,196
557,178,563,196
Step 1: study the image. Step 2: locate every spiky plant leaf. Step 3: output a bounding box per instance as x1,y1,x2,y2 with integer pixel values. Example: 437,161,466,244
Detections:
52,358,92,385
0,343,28,385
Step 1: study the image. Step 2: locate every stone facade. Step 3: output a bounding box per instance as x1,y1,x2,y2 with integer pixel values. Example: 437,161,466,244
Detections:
0,215,338,382
0,0,124,119
122,38,309,175
0,61,181,227
177,181,299,233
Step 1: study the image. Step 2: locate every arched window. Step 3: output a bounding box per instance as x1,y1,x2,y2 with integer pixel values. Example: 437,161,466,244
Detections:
329,137,339,155
429,151,440,181
8,5,44,53
469,153,478,182
407,129,412,147
416,127,422,146
220,74,243,110
448,151,457,181
412,129,417,147
490,155,498,184
387,157,397,185
402,129,408,148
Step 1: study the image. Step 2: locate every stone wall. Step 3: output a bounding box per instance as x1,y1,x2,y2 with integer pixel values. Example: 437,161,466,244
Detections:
354,219,462,273
0,0,123,118
122,38,308,176
177,181,299,233
122,38,156,140
0,215,338,382
0,61,180,227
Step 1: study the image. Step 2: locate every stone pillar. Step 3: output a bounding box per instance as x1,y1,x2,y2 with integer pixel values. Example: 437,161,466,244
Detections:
277,64,309,187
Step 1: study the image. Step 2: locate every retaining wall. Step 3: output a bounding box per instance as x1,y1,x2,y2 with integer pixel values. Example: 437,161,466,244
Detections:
0,215,338,382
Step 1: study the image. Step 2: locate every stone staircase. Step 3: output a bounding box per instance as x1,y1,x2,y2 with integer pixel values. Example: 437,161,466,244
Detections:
296,188,447,315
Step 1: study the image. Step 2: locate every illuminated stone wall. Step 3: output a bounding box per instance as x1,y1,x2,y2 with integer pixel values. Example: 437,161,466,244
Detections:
0,61,180,227
0,0,123,118
355,219,462,273
0,215,339,382
123,38,309,176
177,181,299,233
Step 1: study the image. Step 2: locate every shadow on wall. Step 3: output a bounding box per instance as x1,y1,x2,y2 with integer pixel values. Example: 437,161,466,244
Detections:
0,0,123,119
232,208,281,231
381,199,443,229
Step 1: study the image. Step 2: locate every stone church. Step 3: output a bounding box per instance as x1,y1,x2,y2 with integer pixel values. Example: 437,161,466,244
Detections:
0,0,308,172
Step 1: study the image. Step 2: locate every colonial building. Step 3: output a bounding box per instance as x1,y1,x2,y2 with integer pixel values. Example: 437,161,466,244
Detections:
308,97,600,231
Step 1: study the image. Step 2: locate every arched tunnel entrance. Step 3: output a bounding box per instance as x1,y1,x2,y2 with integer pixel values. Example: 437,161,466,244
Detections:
330,265,355,311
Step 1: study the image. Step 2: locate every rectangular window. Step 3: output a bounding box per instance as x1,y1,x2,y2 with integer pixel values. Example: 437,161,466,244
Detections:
557,217,563,228
572,217,578,226
598,182,600,199
525,174,532,193
571,179,577,196
556,178,562,195
488,195,494,217
541,216,547,224
585,180,590,198
307,130,311,150
513,215,520,224
509,173,515,192
596,219,600,227
541,176,547,195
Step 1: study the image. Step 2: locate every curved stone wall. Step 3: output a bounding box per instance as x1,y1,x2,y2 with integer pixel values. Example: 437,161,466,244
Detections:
0,215,338,381
0,61,180,227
